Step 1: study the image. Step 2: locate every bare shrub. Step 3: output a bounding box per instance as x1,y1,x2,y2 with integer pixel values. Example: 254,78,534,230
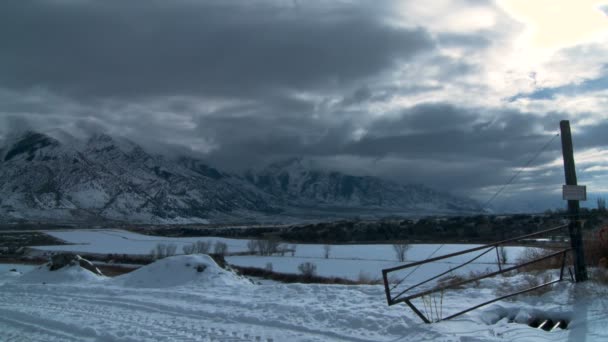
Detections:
499,246,508,265
598,197,606,211
257,239,280,256
152,243,166,259
166,244,177,257
392,242,410,262
437,274,466,289
182,244,195,255
323,244,331,259
357,271,382,285
298,262,317,277
247,239,258,255
195,241,211,254
468,270,485,287
290,244,297,257
437,270,485,290
516,247,567,272
496,273,554,300
591,268,608,285
150,243,177,260
213,241,228,256
600,257,608,269
584,228,608,267
421,292,445,322
183,241,211,255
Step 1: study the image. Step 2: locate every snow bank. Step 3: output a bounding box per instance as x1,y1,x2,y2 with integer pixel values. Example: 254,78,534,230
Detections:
114,254,251,288
0,270,23,285
17,263,106,284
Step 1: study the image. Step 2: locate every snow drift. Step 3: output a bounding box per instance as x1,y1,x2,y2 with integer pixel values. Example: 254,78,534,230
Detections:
114,254,251,288
17,263,106,284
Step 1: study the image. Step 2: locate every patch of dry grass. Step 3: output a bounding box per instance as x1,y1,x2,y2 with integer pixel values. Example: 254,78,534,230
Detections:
516,247,569,273
495,273,555,301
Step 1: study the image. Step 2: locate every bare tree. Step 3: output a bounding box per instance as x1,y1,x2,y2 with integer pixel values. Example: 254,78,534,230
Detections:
257,239,280,256
150,243,177,260
213,241,228,256
290,244,297,257
195,241,211,254
278,243,287,256
298,262,317,277
392,242,410,262
247,239,258,255
323,244,331,259
499,246,508,265
598,198,606,212
166,244,177,257
182,241,211,255
182,244,195,255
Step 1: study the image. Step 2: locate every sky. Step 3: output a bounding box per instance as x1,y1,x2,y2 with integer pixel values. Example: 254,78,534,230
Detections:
0,0,607,212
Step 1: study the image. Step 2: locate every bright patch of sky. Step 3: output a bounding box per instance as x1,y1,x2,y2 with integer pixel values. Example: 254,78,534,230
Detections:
499,0,608,51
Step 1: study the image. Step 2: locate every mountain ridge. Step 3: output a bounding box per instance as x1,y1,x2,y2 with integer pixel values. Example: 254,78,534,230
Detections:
0,130,482,224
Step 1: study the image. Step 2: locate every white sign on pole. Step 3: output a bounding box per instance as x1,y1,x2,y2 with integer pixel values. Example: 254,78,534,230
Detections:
563,185,587,201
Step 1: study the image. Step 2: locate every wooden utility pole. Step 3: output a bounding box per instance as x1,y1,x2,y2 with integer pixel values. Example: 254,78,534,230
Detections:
559,120,588,282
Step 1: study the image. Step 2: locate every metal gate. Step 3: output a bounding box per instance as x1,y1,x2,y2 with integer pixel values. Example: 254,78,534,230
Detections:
382,224,573,323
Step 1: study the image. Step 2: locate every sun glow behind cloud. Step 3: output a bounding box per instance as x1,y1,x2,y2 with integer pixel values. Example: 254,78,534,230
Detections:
499,0,608,51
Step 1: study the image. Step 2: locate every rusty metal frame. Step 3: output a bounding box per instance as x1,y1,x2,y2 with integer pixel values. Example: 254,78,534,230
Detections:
382,224,572,323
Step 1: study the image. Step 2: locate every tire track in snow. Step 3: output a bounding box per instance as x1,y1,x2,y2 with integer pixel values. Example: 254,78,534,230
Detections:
1,285,386,342
1,288,300,342
1,298,253,342
0,310,89,342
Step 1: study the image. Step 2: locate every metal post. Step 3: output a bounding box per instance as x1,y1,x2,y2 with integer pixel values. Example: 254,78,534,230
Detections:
559,120,588,282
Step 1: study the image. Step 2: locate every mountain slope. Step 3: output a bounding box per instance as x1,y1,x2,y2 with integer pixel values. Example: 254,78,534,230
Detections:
0,132,481,223
245,158,481,215
0,131,276,223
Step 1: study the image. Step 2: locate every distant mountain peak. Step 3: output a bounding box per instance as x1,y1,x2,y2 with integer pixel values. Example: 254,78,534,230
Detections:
267,157,306,170
85,132,143,156
248,157,482,214
2,131,61,162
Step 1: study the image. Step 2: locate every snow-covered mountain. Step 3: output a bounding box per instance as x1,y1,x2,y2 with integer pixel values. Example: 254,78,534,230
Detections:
0,131,275,223
0,131,481,223
244,158,481,215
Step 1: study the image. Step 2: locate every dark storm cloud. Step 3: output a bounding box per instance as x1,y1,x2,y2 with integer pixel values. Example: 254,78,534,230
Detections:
0,0,434,99
202,102,562,169
343,104,559,162
576,120,608,149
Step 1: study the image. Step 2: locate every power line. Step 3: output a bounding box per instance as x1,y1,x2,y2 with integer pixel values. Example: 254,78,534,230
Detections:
481,133,560,211
390,132,562,290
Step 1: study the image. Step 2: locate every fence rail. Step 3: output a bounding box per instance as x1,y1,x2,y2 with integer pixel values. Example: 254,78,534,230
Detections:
382,224,572,323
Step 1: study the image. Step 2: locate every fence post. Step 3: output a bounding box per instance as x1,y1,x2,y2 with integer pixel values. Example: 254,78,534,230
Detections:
559,120,588,282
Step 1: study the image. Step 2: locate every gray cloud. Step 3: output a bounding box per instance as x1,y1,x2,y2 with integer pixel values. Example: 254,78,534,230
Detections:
0,0,605,213
0,0,433,99
200,102,557,169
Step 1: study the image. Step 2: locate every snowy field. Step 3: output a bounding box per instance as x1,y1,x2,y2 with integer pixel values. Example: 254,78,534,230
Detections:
0,263,37,274
34,229,530,282
1,254,607,341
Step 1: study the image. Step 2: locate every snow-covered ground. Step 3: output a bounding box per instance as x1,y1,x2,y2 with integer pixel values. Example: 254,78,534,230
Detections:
34,229,529,281
1,254,607,341
34,229,250,255
0,263,37,274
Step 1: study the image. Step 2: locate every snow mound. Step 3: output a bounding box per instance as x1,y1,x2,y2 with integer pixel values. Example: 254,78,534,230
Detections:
17,263,106,284
0,270,23,285
114,254,251,288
